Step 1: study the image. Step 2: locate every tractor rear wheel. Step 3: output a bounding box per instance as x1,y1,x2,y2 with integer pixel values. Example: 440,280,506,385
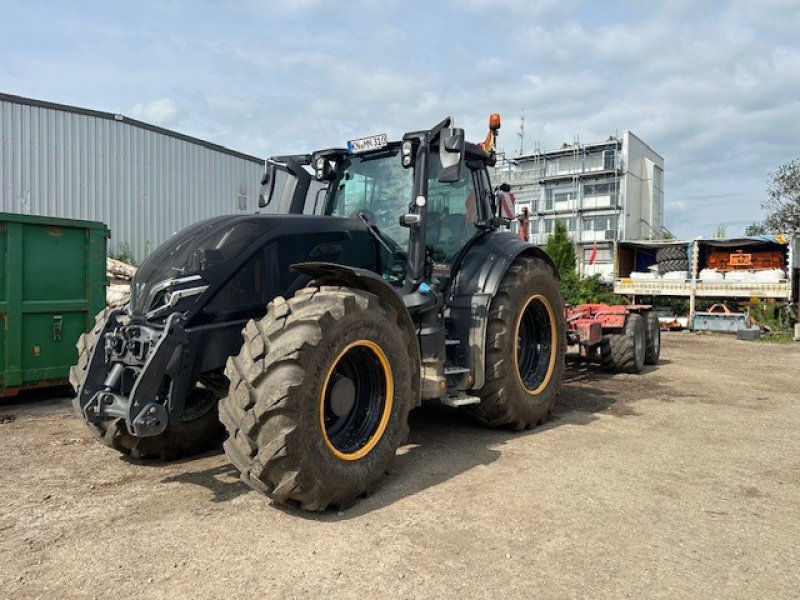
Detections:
469,255,565,430
601,313,646,373
644,311,661,365
220,286,414,511
70,308,224,460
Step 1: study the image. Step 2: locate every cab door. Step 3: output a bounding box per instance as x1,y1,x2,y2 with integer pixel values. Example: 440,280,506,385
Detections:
425,160,485,268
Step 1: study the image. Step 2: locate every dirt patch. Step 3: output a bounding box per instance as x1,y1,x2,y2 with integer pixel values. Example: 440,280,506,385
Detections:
1,333,799,599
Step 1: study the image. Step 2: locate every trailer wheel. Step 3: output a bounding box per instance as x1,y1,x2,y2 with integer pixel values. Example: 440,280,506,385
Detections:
644,311,661,365
469,255,565,430
220,286,414,511
601,313,646,373
70,308,223,460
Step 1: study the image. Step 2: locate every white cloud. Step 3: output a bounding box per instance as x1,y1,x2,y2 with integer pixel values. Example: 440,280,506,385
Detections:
4,0,799,237
129,98,181,127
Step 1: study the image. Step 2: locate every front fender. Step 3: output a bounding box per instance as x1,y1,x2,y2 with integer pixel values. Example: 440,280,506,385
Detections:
290,262,422,407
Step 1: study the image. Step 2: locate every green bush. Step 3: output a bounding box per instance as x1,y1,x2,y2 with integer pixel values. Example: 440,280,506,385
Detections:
544,221,624,305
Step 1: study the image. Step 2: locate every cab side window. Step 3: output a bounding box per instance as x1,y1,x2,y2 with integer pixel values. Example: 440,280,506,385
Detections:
426,159,481,264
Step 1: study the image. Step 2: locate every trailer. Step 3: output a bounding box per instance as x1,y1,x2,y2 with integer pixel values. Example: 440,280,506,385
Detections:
566,304,660,373
613,235,799,327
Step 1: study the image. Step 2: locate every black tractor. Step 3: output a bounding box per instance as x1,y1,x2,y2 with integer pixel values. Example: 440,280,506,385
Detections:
71,115,566,510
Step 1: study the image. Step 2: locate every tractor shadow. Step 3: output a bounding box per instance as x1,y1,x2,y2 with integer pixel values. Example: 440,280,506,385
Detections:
278,363,628,520
158,362,640,515
158,452,251,503
554,359,642,421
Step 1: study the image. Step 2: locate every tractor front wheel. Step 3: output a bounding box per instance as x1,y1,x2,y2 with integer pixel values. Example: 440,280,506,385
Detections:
220,286,415,511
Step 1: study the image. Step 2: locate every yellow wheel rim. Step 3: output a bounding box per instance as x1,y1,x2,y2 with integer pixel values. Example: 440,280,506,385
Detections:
319,339,394,461
513,294,558,395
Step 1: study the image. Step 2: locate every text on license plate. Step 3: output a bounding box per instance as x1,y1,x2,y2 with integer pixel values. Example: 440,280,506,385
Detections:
347,134,388,154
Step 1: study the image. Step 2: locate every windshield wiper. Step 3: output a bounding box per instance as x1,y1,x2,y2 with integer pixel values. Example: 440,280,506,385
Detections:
358,212,401,256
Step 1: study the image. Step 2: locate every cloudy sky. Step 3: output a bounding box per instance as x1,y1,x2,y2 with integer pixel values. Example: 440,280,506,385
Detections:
1,0,799,238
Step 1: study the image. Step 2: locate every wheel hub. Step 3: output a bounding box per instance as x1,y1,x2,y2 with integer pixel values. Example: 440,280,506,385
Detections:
329,376,356,417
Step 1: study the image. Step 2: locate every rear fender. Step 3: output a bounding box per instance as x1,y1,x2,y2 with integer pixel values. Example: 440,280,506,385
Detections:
447,232,559,390
290,262,422,406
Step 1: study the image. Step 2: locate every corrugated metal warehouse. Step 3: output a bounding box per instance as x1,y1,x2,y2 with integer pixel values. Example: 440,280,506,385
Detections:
0,92,265,262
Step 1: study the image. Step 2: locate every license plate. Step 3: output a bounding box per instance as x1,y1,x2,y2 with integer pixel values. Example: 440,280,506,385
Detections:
347,134,388,154
729,253,752,265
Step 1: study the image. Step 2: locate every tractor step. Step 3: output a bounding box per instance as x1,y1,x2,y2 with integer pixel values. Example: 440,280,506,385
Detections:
445,339,460,346
441,392,481,408
443,366,470,376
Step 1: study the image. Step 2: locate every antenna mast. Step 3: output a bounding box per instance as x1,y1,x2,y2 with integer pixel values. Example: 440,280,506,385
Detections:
516,106,525,156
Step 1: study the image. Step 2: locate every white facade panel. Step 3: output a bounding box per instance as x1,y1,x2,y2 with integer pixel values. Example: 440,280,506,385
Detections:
0,93,265,262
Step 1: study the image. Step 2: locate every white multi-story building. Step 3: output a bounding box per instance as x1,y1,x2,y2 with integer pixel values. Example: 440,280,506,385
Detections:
491,131,665,280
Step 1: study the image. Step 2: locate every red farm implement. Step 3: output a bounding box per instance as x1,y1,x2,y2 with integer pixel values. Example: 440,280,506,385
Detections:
565,304,661,373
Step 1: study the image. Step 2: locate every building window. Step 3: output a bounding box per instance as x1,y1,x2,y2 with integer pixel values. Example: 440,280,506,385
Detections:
545,187,576,209
582,215,618,233
584,181,615,196
553,190,576,203
583,247,612,263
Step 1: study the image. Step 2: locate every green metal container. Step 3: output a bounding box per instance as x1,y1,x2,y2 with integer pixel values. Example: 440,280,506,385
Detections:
0,213,108,396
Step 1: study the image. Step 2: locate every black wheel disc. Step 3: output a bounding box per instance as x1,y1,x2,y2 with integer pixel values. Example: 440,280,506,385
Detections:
515,295,556,394
320,341,393,460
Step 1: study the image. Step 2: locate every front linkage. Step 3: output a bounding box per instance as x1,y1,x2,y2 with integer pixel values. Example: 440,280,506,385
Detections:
76,310,194,438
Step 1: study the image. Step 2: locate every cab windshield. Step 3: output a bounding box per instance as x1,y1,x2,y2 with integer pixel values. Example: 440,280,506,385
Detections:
325,149,412,252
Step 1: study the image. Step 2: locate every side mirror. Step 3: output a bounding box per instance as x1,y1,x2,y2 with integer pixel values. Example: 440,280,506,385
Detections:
258,164,276,207
438,127,465,183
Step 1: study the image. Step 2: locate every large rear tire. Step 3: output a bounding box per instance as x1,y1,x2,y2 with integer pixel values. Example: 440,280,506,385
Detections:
220,286,415,511
468,255,566,430
69,308,224,460
601,313,646,373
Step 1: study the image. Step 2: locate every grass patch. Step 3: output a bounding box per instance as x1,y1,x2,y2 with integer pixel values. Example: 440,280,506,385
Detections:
755,331,796,344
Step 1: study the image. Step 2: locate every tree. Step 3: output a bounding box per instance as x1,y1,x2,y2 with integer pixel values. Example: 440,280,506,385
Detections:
744,221,767,236
544,221,576,277
543,221,624,305
761,157,800,233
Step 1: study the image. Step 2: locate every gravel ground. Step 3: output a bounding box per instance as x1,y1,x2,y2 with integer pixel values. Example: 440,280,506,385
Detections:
1,332,799,599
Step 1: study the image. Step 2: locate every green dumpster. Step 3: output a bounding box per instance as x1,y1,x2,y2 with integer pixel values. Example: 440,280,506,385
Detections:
0,213,108,397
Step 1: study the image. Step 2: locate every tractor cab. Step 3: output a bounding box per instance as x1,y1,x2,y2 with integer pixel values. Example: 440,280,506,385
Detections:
260,117,507,288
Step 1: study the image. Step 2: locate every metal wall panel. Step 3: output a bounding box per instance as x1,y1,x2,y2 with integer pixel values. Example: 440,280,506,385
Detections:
0,96,264,262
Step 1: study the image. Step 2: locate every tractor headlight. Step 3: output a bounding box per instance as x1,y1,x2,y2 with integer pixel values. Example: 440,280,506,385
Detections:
401,140,414,168
144,276,209,320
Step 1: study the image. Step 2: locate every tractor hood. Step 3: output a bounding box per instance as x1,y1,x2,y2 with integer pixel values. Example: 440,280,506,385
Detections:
129,214,377,320
130,216,278,316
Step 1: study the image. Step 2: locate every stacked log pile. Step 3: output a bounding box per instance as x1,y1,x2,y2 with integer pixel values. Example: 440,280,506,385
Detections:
107,258,136,307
